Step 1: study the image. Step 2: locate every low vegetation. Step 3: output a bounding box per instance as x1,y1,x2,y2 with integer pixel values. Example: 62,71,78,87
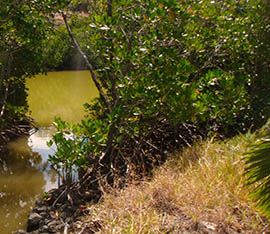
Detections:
83,134,269,233
1,0,270,230
49,0,270,184
44,0,270,220
245,122,270,219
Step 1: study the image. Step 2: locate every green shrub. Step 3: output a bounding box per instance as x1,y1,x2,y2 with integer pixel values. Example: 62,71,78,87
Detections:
49,0,270,184
245,121,270,218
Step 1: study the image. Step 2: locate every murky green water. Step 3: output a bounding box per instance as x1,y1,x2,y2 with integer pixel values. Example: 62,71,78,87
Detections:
0,71,97,233
27,71,98,126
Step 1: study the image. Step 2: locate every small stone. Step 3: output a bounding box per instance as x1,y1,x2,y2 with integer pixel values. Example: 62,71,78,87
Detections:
15,230,27,234
37,206,48,212
198,221,217,232
27,212,42,232
39,220,45,226
56,223,65,230
61,212,67,219
44,218,50,224
41,225,49,230
75,221,83,225
40,212,47,217
48,220,60,227
40,229,53,234
65,217,72,223
35,200,43,206
30,230,39,234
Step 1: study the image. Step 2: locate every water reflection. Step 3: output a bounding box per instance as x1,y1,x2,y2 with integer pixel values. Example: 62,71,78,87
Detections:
0,127,57,233
0,70,97,233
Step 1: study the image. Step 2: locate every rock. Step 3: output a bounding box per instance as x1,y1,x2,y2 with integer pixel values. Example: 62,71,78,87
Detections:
15,230,27,234
49,210,57,218
48,220,60,229
44,218,50,224
36,206,48,212
35,200,43,207
29,230,39,234
61,211,67,219
65,217,73,223
197,221,217,233
75,221,83,227
56,223,65,230
27,212,42,232
39,224,56,234
40,225,49,230
40,212,47,217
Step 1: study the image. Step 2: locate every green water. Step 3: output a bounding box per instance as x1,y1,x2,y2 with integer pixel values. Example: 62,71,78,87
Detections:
0,71,97,233
26,70,98,126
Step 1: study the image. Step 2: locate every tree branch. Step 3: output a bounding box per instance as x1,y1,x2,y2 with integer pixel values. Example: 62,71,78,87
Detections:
106,0,119,107
62,13,111,111
0,54,12,118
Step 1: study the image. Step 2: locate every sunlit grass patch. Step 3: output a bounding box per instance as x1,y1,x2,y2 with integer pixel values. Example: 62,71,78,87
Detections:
83,134,268,233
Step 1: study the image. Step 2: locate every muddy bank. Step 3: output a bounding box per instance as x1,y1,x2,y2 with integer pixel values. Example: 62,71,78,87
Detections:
17,184,240,234
0,70,98,233
15,181,102,234
15,122,203,233
0,119,33,151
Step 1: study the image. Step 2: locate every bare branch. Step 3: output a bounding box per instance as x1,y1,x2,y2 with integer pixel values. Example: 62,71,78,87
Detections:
0,54,12,118
62,13,111,111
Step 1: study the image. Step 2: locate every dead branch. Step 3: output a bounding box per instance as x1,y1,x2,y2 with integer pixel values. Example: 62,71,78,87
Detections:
62,13,112,112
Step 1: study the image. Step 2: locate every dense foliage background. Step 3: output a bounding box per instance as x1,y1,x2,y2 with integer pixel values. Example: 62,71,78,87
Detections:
0,0,269,217
0,0,69,144
48,0,270,183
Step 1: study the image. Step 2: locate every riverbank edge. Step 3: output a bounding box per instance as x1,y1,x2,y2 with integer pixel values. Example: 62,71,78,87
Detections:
16,134,270,234
79,135,269,233
15,181,101,234
0,118,35,152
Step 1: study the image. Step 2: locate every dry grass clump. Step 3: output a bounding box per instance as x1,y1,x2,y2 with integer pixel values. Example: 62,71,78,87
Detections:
83,134,269,233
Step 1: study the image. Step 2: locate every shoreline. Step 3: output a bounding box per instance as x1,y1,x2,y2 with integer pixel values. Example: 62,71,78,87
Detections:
16,182,102,234
0,118,34,152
